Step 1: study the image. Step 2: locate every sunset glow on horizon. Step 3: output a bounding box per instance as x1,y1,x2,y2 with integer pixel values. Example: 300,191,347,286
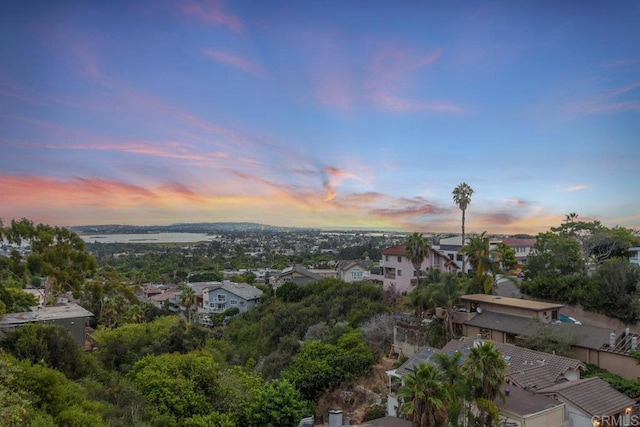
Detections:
1,1,639,234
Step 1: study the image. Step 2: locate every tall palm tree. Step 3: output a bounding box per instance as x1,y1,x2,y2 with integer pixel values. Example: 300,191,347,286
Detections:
100,297,125,328
124,304,145,324
398,362,449,427
180,285,196,322
460,232,501,294
452,182,474,275
462,340,507,426
405,232,431,287
433,352,465,426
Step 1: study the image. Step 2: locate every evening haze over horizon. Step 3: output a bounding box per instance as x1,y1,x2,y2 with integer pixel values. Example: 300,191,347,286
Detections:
1,1,639,234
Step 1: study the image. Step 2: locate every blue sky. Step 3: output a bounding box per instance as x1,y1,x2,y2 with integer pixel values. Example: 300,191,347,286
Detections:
1,1,638,233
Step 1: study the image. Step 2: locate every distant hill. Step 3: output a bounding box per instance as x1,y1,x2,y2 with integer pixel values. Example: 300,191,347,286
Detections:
71,222,300,234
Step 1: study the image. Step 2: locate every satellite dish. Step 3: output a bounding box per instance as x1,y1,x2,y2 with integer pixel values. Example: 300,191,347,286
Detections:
476,307,483,314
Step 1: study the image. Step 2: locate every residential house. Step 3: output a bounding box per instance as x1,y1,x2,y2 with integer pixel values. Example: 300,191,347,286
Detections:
435,235,504,274
434,235,467,273
200,281,263,314
337,259,374,283
451,294,640,379
540,377,637,427
380,245,458,294
275,265,322,287
388,337,637,426
148,290,179,310
630,247,640,266
0,302,94,347
495,385,567,427
388,338,582,423
501,237,537,266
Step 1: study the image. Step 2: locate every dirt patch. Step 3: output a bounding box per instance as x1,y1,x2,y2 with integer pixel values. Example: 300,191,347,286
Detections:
314,357,395,424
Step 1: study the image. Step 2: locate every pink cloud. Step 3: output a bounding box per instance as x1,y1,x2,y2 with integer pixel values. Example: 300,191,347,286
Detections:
179,0,243,32
203,50,263,75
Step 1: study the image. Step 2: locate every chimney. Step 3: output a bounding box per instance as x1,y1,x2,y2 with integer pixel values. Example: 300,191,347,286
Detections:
473,333,483,348
329,410,343,427
632,336,638,351
609,332,616,349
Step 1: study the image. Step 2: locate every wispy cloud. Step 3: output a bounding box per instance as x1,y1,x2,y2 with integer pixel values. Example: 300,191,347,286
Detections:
367,47,443,89
179,0,243,32
310,44,463,114
566,80,640,115
565,185,589,192
203,50,263,75
365,46,463,113
370,93,464,113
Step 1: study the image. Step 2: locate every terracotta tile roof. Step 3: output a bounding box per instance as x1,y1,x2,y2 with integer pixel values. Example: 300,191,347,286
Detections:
539,377,636,416
382,245,406,256
149,291,179,302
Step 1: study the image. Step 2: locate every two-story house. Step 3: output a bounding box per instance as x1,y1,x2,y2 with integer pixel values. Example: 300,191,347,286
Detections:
198,281,263,314
380,245,458,294
501,237,536,266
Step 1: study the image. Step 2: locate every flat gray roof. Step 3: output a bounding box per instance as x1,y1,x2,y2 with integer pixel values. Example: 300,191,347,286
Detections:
462,294,565,311
0,303,94,325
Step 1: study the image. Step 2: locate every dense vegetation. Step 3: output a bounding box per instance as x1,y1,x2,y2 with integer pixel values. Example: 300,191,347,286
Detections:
520,214,640,323
0,219,390,425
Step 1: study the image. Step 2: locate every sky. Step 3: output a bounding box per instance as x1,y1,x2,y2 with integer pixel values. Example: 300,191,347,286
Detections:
1,1,639,234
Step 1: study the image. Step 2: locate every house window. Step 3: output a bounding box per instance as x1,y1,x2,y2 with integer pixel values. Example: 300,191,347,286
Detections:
230,299,238,305
551,310,558,320
385,255,389,262
352,270,362,280
480,328,491,339
456,254,463,261
216,294,226,302
448,254,454,260
239,301,245,306
397,269,402,277
397,256,402,262
433,257,440,267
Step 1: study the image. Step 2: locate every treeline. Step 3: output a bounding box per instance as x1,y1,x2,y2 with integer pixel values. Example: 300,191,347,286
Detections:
521,215,640,323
